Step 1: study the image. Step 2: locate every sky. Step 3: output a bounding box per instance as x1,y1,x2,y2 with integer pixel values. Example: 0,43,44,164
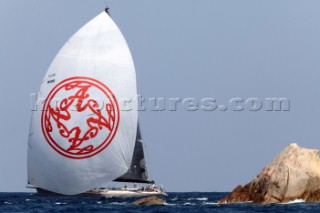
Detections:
1,0,320,192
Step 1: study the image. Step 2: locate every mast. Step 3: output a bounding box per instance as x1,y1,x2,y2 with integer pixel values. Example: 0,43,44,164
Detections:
105,0,110,15
105,7,110,15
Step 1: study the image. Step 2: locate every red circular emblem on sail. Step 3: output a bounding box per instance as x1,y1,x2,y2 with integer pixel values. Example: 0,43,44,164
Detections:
41,76,120,159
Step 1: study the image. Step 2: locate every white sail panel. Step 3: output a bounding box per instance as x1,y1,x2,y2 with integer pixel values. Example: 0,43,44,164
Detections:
27,12,137,195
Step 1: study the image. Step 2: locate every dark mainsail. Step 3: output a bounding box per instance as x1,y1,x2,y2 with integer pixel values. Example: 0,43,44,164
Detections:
114,123,154,184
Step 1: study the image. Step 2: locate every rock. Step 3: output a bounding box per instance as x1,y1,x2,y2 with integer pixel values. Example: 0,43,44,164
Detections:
132,196,166,205
218,143,320,204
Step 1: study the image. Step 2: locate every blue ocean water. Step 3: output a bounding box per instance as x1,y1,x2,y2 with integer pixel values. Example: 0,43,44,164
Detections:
1,192,320,213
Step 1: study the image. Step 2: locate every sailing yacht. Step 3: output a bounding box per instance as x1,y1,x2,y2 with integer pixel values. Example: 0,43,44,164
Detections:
27,8,166,197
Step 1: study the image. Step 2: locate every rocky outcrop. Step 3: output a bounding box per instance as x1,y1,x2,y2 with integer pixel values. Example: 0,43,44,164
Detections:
132,196,166,205
219,144,320,204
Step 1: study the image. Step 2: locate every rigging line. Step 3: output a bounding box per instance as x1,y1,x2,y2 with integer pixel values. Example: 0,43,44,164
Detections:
139,121,151,172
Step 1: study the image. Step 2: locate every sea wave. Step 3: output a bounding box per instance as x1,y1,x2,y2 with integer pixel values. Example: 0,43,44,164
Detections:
55,202,67,205
187,197,208,201
183,202,195,205
197,197,208,201
110,202,127,205
281,199,305,204
203,202,219,205
164,203,176,206
219,201,253,205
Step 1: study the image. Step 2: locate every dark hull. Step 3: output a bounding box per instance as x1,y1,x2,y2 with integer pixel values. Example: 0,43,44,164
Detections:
36,188,63,195
36,188,91,196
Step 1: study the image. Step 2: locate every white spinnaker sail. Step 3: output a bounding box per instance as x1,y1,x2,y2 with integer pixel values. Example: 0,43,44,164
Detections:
27,12,137,195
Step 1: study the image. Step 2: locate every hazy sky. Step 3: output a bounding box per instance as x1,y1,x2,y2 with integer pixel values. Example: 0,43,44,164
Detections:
1,0,320,192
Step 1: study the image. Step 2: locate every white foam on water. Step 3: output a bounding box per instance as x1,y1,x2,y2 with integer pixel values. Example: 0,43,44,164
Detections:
4,201,12,205
281,199,305,204
187,197,208,201
55,202,67,205
219,201,252,205
171,197,178,201
111,202,127,205
183,202,195,205
196,197,208,201
203,202,219,205
164,203,176,206
25,199,31,201
96,201,102,204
